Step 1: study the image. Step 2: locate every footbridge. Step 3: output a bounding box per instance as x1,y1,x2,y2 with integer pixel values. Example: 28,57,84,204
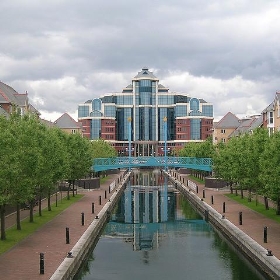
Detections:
93,156,212,172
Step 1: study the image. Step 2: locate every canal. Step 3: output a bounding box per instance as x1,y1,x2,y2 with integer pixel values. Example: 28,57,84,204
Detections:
75,170,265,280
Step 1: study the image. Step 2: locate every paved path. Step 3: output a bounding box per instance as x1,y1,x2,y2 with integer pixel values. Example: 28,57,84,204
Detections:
0,173,121,280
1,171,280,279
177,173,280,260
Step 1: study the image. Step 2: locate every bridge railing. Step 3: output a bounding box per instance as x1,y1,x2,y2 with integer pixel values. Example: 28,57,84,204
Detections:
93,156,212,172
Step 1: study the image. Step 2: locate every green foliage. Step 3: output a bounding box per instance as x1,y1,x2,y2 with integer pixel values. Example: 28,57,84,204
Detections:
179,137,214,158
0,113,94,238
91,139,117,159
259,132,280,201
213,128,280,207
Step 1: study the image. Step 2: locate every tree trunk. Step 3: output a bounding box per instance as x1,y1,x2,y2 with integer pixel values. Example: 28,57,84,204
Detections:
264,196,269,210
255,193,258,206
16,202,21,230
29,200,34,222
67,183,70,200
241,187,244,199
72,180,75,197
276,196,280,215
248,188,252,202
0,204,6,240
48,189,51,211
39,193,42,216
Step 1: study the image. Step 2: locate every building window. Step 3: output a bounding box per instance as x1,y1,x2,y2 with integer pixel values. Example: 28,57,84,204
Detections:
269,111,273,124
71,129,76,134
221,129,226,134
221,138,226,143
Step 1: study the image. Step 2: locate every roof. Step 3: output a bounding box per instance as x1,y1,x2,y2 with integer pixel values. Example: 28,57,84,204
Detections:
133,67,158,80
214,112,240,129
40,118,55,127
54,113,81,129
262,102,273,113
0,81,19,104
14,93,28,106
229,115,263,137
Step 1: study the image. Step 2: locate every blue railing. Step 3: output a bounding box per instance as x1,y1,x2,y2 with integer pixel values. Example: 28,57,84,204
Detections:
93,156,212,172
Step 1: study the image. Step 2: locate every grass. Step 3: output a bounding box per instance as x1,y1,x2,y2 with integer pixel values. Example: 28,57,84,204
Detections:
0,194,83,255
189,175,205,184
100,176,108,184
226,193,280,223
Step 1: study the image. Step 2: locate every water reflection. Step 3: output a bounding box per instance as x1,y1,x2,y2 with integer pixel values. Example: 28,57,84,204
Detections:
75,170,264,280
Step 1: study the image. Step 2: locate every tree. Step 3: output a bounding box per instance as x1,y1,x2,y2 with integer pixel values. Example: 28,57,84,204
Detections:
0,116,18,239
91,139,117,159
65,134,93,199
259,131,280,214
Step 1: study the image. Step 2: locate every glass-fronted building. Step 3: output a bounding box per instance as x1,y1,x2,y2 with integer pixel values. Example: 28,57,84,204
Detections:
78,67,214,156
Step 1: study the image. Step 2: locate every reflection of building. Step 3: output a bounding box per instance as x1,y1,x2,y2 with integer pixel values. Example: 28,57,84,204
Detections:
78,67,214,155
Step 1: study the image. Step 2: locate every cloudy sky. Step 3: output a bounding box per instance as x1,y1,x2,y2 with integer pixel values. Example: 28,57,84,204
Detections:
1,0,280,121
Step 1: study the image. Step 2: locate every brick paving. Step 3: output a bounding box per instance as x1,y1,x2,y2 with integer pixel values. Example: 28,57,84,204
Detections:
0,173,121,280
1,171,280,279
178,173,280,260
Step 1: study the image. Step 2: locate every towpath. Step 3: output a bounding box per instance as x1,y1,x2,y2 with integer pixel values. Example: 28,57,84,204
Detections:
0,173,121,280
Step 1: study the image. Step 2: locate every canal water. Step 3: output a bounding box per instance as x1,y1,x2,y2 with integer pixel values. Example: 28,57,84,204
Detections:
75,171,265,280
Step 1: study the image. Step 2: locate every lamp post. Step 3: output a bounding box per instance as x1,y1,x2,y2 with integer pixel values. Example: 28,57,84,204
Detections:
128,117,132,171
163,117,167,171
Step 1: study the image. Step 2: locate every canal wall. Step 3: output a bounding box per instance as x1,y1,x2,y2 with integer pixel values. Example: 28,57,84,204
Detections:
165,171,280,280
49,171,131,280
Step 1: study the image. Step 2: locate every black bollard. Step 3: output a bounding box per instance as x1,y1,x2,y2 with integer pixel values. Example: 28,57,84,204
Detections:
211,195,214,205
99,195,102,205
39,252,44,275
66,227,70,244
105,190,107,199
92,202,95,214
109,186,111,194
239,212,242,225
203,189,205,198
223,202,226,213
264,226,268,243
81,212,85,226
196,185,198,194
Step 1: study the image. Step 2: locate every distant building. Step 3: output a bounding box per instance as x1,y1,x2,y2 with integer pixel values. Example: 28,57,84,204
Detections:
53,113,82,135
262,92,280,135
213,112,240,144
0,81,39,117
213,112,263,144
78,67,214,156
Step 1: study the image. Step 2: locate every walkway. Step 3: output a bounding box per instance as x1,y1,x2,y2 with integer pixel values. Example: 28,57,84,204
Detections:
177,173,280,260
0,173,121,280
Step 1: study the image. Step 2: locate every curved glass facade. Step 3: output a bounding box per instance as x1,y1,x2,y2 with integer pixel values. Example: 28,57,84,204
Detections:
78,67,214,155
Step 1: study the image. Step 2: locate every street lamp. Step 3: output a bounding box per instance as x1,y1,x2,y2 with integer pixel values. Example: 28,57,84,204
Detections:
163,116,167,171
128,117,132,171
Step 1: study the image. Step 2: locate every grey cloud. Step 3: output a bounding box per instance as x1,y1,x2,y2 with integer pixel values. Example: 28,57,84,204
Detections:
1,0,280,119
